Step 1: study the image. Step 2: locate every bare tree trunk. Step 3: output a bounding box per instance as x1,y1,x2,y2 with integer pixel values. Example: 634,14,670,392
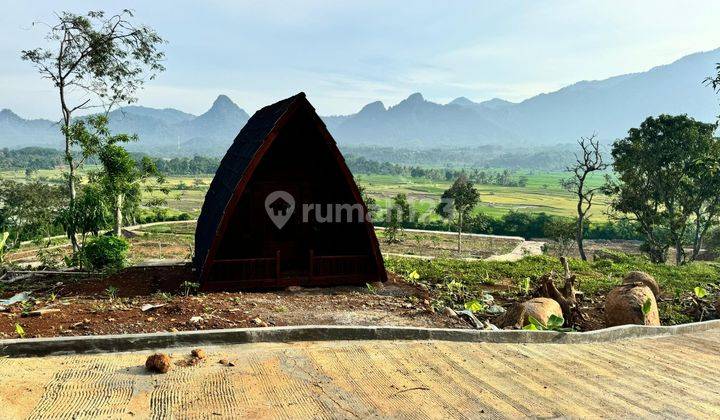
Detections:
576,209,586,261
675,238,684,266
114,193,124,236
457,213,462,253
61,83,79,253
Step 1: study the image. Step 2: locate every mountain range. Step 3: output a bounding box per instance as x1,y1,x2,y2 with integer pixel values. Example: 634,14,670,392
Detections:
2,48,719,156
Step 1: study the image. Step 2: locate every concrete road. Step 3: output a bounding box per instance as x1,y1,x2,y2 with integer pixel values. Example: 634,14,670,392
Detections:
2,329,720,418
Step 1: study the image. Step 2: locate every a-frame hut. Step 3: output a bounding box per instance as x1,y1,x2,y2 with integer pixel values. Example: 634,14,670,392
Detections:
194,93,387,290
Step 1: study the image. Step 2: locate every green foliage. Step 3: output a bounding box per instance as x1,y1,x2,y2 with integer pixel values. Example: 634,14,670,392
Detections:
693,286,708,299
385,254,720,325
105,285,119,300
0,179,65,246
523,314,570,332
385,193,411,243
181,281,200,296
366,283,378,294
21,9,165,251
436,175,480,252
82,235,129,271
542,217,577,256
518,277,531,295
608,114,720,264
0,231,8,264
98,137,164,235
642,298,652,316
463,299,484,313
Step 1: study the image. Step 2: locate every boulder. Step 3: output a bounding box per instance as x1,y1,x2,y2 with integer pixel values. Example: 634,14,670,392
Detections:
494,298,563,328
522,298,563,325
623,271,660,297
605,284,660,327
494,303,526,329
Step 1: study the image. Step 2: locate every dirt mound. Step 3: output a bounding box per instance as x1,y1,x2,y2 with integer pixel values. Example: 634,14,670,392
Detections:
145,353,171,373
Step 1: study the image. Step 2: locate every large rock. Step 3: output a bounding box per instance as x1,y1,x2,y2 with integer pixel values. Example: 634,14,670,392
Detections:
495,298,563,328
623,271,660,297
523,298,563,325
605,284,660,327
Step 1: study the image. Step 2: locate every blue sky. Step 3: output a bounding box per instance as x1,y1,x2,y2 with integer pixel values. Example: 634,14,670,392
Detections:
2,0,720,119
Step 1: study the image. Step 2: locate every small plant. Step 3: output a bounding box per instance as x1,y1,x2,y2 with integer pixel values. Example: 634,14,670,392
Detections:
641,297,653,317
693,287,708,299
447,279,464,292
153,292,173,302
36,247,63,270
518,277,531,295
407,270,420,281
366,283,378,294
181,281,200,296
20,300,34,316
0,231,9,264
523,314,572,332
105,285,119,300
47,292,57,303
15,323,25,338
691,286,710,321
463,299,484,313
83,236,130,272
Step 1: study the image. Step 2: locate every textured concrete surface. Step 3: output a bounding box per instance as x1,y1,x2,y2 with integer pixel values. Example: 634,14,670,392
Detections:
2,328,720,418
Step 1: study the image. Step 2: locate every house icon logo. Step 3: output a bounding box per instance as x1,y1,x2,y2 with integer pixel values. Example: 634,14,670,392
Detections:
264,190,295,229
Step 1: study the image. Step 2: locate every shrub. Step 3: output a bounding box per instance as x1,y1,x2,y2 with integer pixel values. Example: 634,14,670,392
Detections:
83,236,129,271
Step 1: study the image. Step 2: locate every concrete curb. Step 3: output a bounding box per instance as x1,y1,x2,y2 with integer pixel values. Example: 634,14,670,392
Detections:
2,320,719,358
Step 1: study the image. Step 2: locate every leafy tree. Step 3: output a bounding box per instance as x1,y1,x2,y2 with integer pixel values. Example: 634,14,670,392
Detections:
0,180,65,247
608,114,720,264
435,175,480,252
73,183,111,246
98,144,162,236
357,184,379,221
561,134,608,260
543,217,578,257
21,9,164,251
385,193,410,243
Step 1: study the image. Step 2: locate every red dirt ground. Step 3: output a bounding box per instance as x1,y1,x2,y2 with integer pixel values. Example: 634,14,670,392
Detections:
0,266,470,339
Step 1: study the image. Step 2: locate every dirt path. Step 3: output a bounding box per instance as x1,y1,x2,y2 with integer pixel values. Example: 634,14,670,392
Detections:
384,239,545,262
485,240,545,261
3,328,719,418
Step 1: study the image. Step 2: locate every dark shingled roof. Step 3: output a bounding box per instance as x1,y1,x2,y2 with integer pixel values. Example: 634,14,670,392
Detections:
194,92,305,273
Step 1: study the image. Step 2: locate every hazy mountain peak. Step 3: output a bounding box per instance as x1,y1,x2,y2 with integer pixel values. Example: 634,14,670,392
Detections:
449,96,477,107
404,92,425,103
209,95,240,112
478,98,514,110
358,100,386,114
0,108,22,122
